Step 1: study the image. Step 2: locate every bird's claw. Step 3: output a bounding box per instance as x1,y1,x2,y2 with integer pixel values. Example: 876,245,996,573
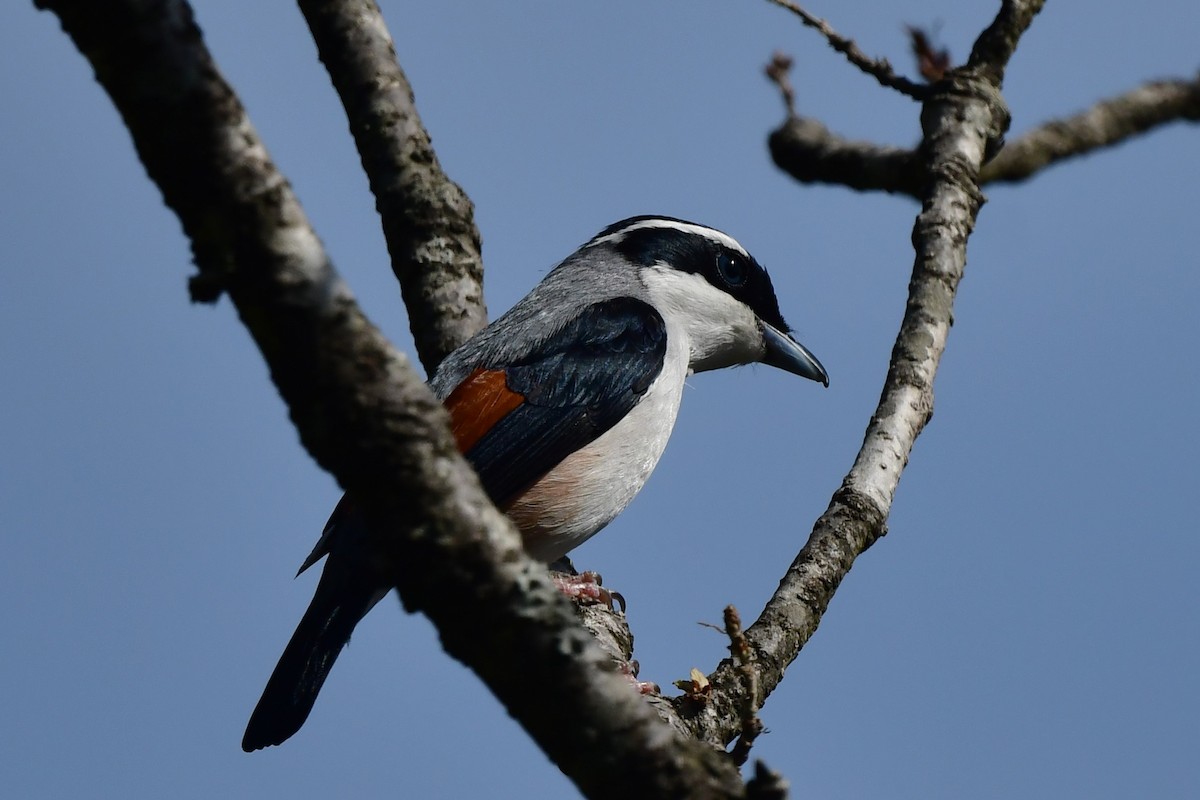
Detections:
552,570,625,613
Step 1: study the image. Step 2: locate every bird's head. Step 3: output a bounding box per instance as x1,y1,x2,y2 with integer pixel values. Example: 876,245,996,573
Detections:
584,216,829,386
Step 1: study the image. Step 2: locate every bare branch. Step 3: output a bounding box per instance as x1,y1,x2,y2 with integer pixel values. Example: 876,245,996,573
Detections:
764,52,797,117
966,0,1048,85
724,606,763,768
766,0,929,100
687,0,1045,747
298,0,486,373
763,51,920,195
983,75,1200,184
37,0,744,795
769,74,1199,196
768,114,921,196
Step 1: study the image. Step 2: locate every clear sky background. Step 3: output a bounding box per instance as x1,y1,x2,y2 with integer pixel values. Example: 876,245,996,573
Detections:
3,1,1197,798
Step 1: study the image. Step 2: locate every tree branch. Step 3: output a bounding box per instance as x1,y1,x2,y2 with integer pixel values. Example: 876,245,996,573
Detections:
982,75,1200,185
297,0,486,374
683,0,1044,748
295,0,656,719
36,0,744,795
765,0,928,99
965,0,1045,84
768,74,1200,197
768,115,922,195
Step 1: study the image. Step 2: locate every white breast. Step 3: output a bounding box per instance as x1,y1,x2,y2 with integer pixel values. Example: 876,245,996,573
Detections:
507,327,690,562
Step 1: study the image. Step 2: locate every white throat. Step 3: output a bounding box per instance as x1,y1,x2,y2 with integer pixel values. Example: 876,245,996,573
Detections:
641,266,766,373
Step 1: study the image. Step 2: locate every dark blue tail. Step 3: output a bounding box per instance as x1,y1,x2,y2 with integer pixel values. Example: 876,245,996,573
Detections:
242,568,385,751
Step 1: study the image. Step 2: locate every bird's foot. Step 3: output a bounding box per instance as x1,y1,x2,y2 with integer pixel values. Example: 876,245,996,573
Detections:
552,570,625,613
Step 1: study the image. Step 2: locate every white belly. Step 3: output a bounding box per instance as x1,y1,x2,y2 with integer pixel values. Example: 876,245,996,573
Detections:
508,335,689,562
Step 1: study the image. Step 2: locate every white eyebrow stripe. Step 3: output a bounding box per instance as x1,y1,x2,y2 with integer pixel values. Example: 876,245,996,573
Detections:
588,219,750,259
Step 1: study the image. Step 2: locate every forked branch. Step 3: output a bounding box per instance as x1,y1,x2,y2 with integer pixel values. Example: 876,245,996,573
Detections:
767,71,1200,197
765,0,929,99
678,0,1048,748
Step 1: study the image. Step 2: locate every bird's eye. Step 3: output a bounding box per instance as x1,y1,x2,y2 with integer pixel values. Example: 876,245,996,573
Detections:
716,252,748,287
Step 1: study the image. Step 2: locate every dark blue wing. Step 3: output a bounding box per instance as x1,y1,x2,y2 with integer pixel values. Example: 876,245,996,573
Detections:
243,298,667,750
466,297,667,507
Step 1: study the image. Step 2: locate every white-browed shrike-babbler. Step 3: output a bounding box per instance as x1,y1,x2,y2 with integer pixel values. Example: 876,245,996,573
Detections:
242,215,828,751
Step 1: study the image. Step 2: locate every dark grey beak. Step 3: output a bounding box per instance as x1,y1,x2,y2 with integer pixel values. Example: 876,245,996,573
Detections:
760,322,829,387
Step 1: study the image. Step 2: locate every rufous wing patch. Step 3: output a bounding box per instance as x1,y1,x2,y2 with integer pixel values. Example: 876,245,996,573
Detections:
443,368,525,454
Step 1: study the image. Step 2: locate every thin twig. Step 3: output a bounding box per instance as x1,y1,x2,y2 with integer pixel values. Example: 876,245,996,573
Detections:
766,0,929,100
764,52,797,116
725,606,763,767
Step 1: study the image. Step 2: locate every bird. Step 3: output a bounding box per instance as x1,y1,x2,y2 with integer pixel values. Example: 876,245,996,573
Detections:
241,215,828,751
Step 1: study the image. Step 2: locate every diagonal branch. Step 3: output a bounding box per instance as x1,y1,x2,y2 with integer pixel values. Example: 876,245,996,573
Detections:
36,0,744,796
765,0,928,99
297,0,487,374
681,0,1045,747
982,75,1200,184
966,0,1046,84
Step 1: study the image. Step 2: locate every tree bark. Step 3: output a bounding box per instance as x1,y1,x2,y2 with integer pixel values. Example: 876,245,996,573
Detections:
39,0,1188,795
769,75,1200,197
35,0,744,795
681,0,1045,750
298,0,487,373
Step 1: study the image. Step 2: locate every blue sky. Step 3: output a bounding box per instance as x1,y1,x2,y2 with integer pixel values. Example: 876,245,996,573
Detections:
3,1,1197,797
